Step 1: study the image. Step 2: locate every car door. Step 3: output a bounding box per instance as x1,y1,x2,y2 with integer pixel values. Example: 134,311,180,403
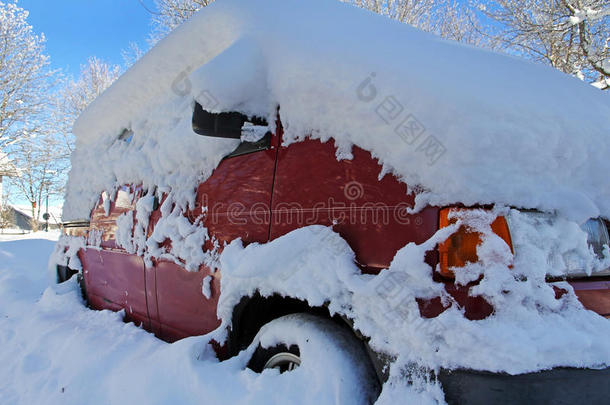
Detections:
81,185,150,328
150,121,280,342
269,127,439,273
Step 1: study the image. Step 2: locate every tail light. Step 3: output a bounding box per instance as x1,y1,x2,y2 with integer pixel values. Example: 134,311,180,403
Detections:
438,208,513,278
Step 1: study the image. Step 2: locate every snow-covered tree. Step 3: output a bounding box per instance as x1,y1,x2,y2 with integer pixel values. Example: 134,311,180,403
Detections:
149,0,482,45
4,53,119,228
121,41,146,68
9,131,65,231
54,57,121,154
0,202,15,231
341,0,484,44
150,0,214,42
0,0,54,149
474,0,609,90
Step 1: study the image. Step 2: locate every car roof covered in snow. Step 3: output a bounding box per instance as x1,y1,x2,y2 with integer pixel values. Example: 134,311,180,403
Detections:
69,0,610,222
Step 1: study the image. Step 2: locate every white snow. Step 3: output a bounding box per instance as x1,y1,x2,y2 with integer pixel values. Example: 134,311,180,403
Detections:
144,194,219,271
48,234,85,280
64,0,610,224
202,275,213,299
0,235,425,405
115,211,135,253
0,230,61,242
218,223,610,377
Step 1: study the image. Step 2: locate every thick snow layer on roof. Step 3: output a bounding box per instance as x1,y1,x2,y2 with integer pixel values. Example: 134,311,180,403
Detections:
66,0,610,222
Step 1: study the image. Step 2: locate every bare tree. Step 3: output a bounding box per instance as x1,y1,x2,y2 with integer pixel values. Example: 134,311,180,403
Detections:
474,0,610,89
0,0,54,150
149,0,214,43
121,41,146,68
341,0,485,45
0,203,15,231
0,180,15,231
9,131,65,231
54,57,121,155
148,0,482,45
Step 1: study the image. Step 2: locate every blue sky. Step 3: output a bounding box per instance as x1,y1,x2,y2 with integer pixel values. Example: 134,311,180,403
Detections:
19,0,155,77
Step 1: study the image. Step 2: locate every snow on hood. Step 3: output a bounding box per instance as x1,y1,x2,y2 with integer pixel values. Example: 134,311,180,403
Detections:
67,0,610,222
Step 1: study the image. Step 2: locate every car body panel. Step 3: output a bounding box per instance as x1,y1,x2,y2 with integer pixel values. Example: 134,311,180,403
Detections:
82,186,150,326
146,126,280,338
154,259,220,342
81,248,149,327
270,135,439,271
570,279,610,318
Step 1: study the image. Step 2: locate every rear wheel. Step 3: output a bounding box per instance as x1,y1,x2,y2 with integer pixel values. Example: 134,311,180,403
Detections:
56,266,88,303
56,265,78,283
247,313,380,404
264,348,301,372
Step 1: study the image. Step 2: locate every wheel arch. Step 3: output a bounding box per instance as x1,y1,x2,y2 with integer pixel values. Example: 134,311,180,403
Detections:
226,292,390,383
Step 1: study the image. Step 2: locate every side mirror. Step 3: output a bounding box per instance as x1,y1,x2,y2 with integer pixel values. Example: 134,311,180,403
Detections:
192,103,248,139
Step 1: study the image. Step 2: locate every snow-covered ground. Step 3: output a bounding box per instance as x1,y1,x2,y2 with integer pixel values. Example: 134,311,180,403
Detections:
0,234,391,405
3,225,610,405
0,231,61,242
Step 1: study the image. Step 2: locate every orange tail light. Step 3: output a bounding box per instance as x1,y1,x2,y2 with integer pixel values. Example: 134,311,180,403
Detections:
438,208,513,278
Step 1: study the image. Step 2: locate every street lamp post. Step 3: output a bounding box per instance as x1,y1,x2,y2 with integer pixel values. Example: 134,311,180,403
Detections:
41,172,55,232
45,192,49,232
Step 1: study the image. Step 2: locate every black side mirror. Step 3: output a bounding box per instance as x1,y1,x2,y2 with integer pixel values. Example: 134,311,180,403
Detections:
192,103,248,139
192,103,269,139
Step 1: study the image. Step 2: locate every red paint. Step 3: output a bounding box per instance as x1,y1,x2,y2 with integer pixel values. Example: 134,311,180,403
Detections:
270,136,439,270
417,282,494,321
81,249,149,327
154,259,220,341
570,280,610,317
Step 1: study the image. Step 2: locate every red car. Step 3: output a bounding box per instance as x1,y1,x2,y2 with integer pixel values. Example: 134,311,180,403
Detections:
57,104,610,404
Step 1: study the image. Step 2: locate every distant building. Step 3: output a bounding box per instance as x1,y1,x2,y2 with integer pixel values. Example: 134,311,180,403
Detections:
0,204,62,233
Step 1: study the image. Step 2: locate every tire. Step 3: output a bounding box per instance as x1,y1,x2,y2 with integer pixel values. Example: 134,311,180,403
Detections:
56,265,78,283
56,266,88,303
247,313,380,404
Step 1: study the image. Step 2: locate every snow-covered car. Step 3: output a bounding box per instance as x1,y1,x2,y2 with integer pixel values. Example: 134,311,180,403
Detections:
52,0,610,403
